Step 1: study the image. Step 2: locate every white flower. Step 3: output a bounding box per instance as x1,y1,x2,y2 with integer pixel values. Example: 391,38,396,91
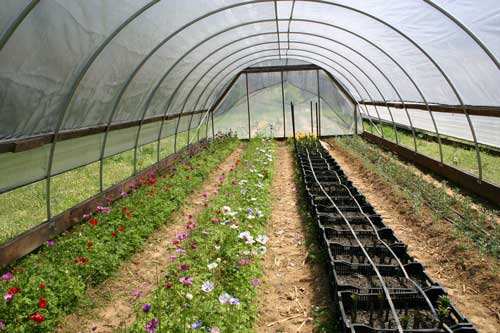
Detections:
256,235,269,244
257,173,264,178
219,293,231,304
215,244,221,250
222,206,232,215
256,209,263,217
201,281,214,293
230,224,238,229
258,246,267,254
250,197,257,201
185,293,193,300
207,262,218,270
245,237,255,245
238,231,251,239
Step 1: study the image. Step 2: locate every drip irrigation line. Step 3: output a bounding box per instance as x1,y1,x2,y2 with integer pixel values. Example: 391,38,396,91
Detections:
312,143,439,320
300,144,404,333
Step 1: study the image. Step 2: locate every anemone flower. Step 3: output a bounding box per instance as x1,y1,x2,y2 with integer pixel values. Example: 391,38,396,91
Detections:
142,304,152,312
207,262,218,270
229,297,240,305
1,273,13,281
201,281,214,293
179,277,193,285
252,279,260,286
218,293,231,304
145,318,158,333
191,321,203,329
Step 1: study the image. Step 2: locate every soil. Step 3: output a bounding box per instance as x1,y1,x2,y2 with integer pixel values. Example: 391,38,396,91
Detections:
256,143,331,332
56,145,244,333
325,138,500,333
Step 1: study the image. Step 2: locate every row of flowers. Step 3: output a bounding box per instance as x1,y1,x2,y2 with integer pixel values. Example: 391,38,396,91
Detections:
130,137,275,332
0,134,239,332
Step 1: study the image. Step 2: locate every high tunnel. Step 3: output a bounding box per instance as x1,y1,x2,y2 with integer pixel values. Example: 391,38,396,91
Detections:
0,0,499,264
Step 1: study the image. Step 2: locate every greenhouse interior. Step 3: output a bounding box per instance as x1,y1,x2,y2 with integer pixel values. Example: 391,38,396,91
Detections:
0,1,499,332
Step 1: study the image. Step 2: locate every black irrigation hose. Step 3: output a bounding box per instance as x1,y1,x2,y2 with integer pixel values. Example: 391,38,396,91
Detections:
300,144,404,333
313,143,440,322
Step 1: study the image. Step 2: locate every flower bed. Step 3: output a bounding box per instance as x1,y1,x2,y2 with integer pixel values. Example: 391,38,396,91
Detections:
131,138,275,333
0,134,239,332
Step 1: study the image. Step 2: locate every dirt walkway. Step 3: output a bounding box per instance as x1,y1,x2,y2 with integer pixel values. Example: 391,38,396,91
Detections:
256,143,331,333
57,145,244,333
324,139,500,333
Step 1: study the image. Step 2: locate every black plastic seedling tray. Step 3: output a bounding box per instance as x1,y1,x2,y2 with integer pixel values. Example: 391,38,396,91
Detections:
323,227,402,247
314,203,377,215
337,288,476,333
317,214,386,230
328,242,410,265
331,261,436,295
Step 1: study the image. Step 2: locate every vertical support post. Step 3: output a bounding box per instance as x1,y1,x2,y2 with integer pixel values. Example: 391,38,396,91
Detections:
316,69,321,137
310,101,314,135
315,102,319,137
211,110,215,138
245,73,251,139
291,102,296,141
281,71,286,138
354,104,358,135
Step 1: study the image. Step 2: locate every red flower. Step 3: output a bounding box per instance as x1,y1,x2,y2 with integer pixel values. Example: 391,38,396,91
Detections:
38,297,47,309
30,313,45,324
39,284,45,289
111,232,117,237
148,177,156,184
118,227,126,233
126,212,132,219
88,219,98,226
165,282,172,289
148,190,154,196
7,288,20,295
122,206,127,212
86,242,93,248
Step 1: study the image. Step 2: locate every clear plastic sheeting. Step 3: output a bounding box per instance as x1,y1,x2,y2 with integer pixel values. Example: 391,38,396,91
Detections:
213,69,357,138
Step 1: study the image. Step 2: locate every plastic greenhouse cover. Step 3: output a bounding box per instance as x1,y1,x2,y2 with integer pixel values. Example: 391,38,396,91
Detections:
0,0,499,192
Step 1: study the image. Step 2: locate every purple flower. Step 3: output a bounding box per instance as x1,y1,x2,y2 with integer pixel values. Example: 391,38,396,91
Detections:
179,264,189,271
120,190,127,197
47,240,55,246
3,294,13,302
1,273,13,281
201,281,214,293
191,321,203,329
145,318,158,333
229,297,240,305
142,303,152,312
252,279,260,286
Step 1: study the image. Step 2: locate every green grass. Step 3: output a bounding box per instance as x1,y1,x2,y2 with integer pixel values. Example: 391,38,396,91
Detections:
0,134,238,333
334,135,500,260
362,120,500,185
0,130,199,244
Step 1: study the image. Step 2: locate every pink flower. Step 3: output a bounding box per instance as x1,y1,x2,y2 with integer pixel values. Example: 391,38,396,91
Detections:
120,191,127,197
82,213,90,219
133,290,142,297
1,273,13,281
190,243,197,249
202,231,209,236
252,279,260,286
211,218,219,223
231,179,238,185
176,233,188,240
176,248,186,254
170,255,177,260
179,277,193,285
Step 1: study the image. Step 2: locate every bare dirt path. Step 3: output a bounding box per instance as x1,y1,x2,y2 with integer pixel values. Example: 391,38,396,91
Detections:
256,143,331,333
324,139,500,333
57,145,244,333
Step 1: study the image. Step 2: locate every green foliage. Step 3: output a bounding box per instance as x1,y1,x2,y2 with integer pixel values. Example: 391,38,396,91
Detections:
0,135,239,332
130,137,275,332
335,136,500,259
